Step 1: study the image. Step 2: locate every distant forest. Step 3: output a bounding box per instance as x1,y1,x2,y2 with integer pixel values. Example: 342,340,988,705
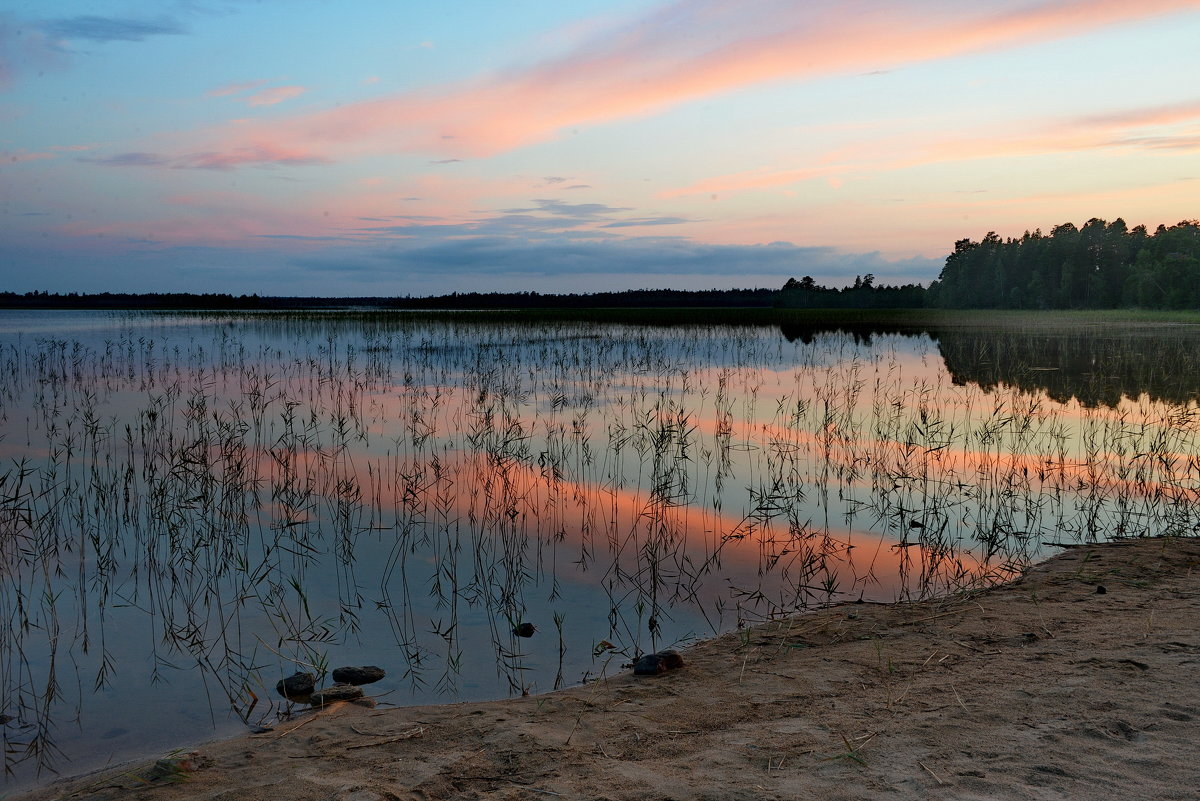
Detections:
929,219,1200,309
0,287,782,310
2,218,1198,310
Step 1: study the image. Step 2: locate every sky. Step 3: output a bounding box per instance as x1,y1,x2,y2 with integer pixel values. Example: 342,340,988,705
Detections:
1,0,1198,296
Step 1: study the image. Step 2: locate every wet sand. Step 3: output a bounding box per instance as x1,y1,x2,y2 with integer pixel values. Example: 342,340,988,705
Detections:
14,537,1199,801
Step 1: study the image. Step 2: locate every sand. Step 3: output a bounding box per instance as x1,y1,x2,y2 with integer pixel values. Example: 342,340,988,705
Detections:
13,537,1199,801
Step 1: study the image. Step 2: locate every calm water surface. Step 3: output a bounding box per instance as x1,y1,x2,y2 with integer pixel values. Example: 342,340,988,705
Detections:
2,310,1199,790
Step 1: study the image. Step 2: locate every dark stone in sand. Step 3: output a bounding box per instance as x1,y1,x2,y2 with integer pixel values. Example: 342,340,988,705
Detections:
332,665,386,685
658,649,684,670
1096,585,1108,594
634,654,666,675
276,671,316,700
633,650,685,676
310,684,364,705
513,622,537,638
145,751,211,781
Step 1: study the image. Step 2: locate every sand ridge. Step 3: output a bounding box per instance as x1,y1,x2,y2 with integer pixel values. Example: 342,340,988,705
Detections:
14,537,1199,801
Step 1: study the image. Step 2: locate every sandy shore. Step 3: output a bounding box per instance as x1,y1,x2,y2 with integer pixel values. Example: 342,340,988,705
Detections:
14,537,1199,801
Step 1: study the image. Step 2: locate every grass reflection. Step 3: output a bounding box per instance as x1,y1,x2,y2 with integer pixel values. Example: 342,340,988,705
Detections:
0,312,1198,787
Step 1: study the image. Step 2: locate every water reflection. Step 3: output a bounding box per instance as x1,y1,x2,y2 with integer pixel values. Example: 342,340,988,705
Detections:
783,320,1200,408
935,326,1200,407
1,311,1198,790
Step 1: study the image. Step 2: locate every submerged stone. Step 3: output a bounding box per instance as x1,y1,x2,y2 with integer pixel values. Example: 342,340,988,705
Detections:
276,671,316,700
145,751,211,782
310,684,365,705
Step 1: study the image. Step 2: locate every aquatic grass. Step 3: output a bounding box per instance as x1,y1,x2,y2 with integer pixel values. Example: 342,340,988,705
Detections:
1,311,1200,786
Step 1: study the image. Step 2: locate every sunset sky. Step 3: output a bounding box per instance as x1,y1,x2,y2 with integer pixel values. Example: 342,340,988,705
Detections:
2,0,1198,296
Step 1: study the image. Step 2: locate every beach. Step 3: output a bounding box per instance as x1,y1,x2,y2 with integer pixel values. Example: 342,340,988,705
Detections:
15,537,1198,801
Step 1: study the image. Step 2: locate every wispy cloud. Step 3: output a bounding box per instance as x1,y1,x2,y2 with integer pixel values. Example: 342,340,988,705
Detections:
81,145,330,170
890,98,1200,170
176,145,331,169
2,143,99,165
2,12,185,90
44,15,187,43
245,85,306,107
344,197,693,243
0,14,67,90
1073,99,1200,131
161,0,1198,168
501,199,632,220
663,98,1200,198
291,235,940,283
599,217,690,228
80,151,171,167
3,149,57,164
663,166,837,198
207,79,269,98
1079,99,1200,152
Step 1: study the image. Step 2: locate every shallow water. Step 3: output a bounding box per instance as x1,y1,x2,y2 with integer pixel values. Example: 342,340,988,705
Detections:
2,310,1198,790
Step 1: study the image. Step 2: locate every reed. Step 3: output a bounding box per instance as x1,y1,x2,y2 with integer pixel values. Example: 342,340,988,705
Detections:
1,310,1198,786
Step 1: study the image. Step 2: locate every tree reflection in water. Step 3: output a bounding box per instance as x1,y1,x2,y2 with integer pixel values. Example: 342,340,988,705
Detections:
2,312,1198,789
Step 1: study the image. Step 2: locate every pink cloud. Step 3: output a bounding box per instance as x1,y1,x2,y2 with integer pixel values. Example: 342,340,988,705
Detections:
245,85,307,107
206,79,269,98
906,100,1200,164
58,170,546,252
662,99,1200,198
1,143,98,167
60,189,336,247
661,166,840,198
1075,100,1200,131
161,0,1199,168
178,142,328,169
2,149,56,164
82,142,330,170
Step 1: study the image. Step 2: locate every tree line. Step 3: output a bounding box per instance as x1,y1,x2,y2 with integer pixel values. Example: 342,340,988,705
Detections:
775,273,927,309
0,280,924,310
4,218,1198,310
928,218,1200,309
0,288,780,310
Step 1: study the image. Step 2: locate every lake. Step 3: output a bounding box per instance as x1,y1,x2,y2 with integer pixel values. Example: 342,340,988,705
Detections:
2,310,1198,791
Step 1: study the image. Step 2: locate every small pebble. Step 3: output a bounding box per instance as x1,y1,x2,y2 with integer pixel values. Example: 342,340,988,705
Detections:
513,622,537,638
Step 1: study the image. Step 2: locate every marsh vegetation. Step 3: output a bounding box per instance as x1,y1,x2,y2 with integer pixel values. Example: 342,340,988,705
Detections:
1,310,1198,789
